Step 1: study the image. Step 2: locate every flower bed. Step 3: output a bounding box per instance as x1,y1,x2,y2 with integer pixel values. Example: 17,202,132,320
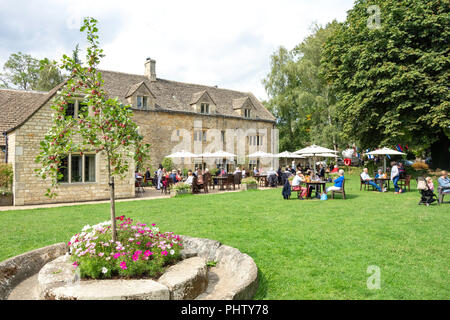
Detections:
68,216,183,279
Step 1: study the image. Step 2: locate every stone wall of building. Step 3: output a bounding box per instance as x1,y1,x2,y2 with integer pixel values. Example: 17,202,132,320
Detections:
133,110,278,170
8,101,135,206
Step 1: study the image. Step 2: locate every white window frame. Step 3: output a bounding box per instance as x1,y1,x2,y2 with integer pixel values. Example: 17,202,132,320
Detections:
244,109,251,118
200,103,210,114
58,153,97,184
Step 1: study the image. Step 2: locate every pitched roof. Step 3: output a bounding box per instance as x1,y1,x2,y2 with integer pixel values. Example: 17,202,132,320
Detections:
1,70,275,145
100,70,275,121
125,81,155,98
0,88,48,146
232,96,255,110
189,90,216,105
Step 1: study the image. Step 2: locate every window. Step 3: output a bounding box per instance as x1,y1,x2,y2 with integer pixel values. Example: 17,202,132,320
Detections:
200,103,210,114
194,130,207,142
137,96,148,109
65,100,90,118
244,109,251,118
248,135,263,146
57,154,96,184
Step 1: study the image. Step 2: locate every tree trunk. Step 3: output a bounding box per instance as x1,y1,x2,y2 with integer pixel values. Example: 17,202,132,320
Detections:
107,156,117,242
430,131,450,170
109,175,117,242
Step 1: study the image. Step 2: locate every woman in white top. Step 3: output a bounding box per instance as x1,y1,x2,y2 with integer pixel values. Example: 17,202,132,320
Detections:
390,161,401,193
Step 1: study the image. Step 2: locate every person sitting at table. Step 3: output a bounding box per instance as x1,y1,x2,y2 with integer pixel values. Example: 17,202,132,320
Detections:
438,171,450,189
196,168,204,186
326,169,345,193
135,170,143,180
390,161,402,194
242,168,246,178
375,169,386,179
169,170,178,184
360,168,382,192
267,167,278,187
292,171,308,199
318,165,325,179
330,165,339,174
234,167,241,174
185,171,194,185
218,167,227,176
144,167,151,185
253,167,259,176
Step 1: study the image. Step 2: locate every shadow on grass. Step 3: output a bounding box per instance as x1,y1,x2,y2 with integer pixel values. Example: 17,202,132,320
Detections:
252,269,268,300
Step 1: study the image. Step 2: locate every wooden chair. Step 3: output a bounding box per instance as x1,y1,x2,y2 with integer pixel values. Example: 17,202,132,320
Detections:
234,172,242,189
192,175,207,194
360,176,376,191
438,187,449,204
227,174,235,190
331,179,346,199
398,175,411,192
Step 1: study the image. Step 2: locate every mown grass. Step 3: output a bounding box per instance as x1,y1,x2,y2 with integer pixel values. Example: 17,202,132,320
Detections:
0,173,448,299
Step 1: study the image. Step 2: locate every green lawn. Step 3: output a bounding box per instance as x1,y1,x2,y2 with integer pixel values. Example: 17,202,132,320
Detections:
1,173,448,299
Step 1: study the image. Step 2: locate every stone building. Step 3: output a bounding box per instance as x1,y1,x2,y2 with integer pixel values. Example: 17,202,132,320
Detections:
0,59,277,206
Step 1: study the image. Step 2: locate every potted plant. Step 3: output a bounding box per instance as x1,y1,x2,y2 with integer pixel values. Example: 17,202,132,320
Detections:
170,182,192,197
241,177,258,190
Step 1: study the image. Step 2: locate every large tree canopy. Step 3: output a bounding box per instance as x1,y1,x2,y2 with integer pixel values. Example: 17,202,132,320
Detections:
322,0,449,168
263,22,347,152
0,52,65,91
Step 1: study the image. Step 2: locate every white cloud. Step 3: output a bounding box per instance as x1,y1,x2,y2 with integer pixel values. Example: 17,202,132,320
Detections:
0,0,354,99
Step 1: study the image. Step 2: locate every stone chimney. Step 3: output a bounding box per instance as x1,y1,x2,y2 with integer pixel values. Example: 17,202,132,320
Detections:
144,57,156,81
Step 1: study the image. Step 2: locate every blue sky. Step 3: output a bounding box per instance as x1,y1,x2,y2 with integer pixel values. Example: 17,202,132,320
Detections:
0,0,355,99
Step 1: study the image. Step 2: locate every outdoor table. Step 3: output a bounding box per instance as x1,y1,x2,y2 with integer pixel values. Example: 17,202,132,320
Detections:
374,178,390,191
301,181,329,199
216,176,228,190
254,174,268,187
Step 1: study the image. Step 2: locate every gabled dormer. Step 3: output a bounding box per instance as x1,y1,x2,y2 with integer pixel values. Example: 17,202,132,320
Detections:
125,81,156,110
190,90,216,114
233,96,255,119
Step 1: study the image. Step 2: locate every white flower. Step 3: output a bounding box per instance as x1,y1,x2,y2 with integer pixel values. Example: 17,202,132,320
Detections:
101,267,108,274
81,225,91,232
170,250,175,255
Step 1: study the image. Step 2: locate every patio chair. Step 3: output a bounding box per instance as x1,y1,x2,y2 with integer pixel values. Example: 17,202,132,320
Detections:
360,176,376,191
438,186,450,204
234,172,242,189
135,177,145,197
227,174,235,190
331,179,346,199
398,175,411,192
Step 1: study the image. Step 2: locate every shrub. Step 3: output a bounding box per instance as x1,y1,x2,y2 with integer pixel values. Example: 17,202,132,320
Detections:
171,182,191,192
411,162,429,171
161,157,174,171
242,177,257,185
209,167,218,176
68,216,183,279
0,188,12,196
0,163,13,188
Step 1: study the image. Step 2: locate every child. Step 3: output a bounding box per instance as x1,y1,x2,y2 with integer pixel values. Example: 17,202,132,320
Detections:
425,177,434,191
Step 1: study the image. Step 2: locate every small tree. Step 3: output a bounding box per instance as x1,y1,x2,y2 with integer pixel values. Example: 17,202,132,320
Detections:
35,17,150,241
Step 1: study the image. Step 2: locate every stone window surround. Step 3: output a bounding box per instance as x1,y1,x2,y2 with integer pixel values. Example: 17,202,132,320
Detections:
200,103,210,114
57,153,98,185
65,98,91,119
136,96,148,109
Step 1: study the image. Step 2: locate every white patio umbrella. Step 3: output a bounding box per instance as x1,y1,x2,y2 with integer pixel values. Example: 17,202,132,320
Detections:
275,151,305,167
366,147,406,172
248,151,275,170
293,145,338,175
166,150,198,169
204,150,237,171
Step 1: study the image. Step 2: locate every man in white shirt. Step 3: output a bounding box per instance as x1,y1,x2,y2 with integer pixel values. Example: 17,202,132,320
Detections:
292,171,307,199
390,162,401,193
361,168,382,192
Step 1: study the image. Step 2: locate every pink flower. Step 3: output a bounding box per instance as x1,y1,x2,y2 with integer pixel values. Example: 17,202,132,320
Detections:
120,261,127,270
113,253,121,259
73,261,79,268
144,250,153,257
152,223,156,227
161,251,168,256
